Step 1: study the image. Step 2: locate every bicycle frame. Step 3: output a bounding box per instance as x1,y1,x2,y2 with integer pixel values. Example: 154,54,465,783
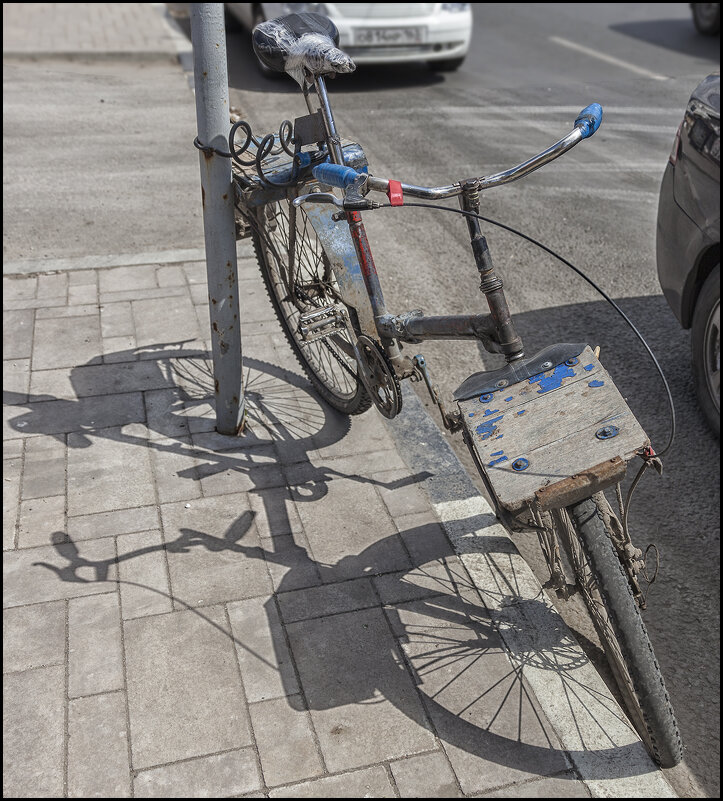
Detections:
307,75,526,376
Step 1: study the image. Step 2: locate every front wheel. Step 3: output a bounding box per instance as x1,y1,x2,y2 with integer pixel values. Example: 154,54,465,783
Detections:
553,495,683,767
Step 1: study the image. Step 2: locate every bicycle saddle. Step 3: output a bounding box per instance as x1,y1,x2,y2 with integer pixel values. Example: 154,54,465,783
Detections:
252,12,355,86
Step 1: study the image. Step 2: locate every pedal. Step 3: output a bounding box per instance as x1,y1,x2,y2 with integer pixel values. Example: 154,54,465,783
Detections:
298,305,349,342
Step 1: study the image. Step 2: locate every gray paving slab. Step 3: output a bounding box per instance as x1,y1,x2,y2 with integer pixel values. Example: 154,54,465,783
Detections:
160,495,272,607
268,765,396,798
123,605,252,769
3,308,34,359
67,423,156,516
250,695,325,787
149,436,204,504
3,358,31,406
30,360,176,401
68,591,124,698
277,577,378,624
2,450,21,551
261,532,323,593
32,313,103,371
18,494,66,549
36,303,99,320
2,665,66,798
3,600,66,674
21,435,66,499
227,595,300,703
100,300,135,338
290,463,410,583
132,294,201,347
390,751,462,798
68,692,131,798
476,773,592,798
67,505,160,542
133,748,263,798
3,536,118,607
286,607,436,773
116,529,174,620
8,393,147,438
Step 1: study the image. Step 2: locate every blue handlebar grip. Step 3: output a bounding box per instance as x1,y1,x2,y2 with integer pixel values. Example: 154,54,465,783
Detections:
312,163,361,188
575,103,603,138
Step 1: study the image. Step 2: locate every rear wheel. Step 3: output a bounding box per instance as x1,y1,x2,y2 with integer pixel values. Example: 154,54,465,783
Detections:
251,199,372,415
553,495,683,767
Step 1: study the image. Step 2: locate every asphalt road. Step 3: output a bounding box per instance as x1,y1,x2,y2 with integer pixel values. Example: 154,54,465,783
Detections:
179,3,720,796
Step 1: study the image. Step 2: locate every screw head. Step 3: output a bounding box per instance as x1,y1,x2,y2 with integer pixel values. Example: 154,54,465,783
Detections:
595,425,619,440
511,458,530,471
541,361,553,370
565,357,579,366
495,379,508,388
479,393,494,403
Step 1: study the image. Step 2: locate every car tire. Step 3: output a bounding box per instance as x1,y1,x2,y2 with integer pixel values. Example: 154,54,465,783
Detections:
691,264,720,437
691,3,721,35
431,57,465,72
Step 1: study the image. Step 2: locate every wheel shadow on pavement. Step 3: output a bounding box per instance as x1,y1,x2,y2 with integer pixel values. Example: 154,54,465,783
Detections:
31,512,651,784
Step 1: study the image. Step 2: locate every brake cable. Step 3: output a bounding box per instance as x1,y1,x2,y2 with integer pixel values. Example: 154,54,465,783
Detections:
376,200,677,542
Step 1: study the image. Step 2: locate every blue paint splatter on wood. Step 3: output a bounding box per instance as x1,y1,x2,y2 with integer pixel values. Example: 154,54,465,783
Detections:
529,363,576,393
504,396,513,402
482,408,500,417
488,455,509,467
517,410,526,416
584,364,594,372
491,450,504,457
468,413,475,417
495,434,503,439
588,380,604,388
476,415,503,440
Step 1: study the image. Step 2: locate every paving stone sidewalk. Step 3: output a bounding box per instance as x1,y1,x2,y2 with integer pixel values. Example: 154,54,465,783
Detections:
3,252,591,798
3,3,679,798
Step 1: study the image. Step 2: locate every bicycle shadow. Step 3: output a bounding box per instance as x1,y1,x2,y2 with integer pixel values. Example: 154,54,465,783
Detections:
30,510,651,784
6,337,652,782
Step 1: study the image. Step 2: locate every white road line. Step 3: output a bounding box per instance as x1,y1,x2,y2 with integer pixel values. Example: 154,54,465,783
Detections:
549,36,668,81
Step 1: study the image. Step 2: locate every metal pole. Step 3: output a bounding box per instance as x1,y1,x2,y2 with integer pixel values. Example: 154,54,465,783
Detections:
190,3,244,434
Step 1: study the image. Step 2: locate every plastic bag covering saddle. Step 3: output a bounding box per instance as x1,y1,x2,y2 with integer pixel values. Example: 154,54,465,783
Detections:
252,12,355,87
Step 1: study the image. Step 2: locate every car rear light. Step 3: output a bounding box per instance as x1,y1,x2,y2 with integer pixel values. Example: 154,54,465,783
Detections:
669,121,683,166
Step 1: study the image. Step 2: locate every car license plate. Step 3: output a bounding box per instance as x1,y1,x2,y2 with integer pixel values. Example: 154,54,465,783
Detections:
354,27,425,46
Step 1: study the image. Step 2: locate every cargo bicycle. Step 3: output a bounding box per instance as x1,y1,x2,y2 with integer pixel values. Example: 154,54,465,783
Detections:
224,11,683,768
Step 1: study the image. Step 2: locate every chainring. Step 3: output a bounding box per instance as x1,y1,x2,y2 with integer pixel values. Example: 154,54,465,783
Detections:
355,335,402,419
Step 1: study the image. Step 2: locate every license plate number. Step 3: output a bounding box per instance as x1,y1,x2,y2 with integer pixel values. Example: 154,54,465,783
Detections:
354,27,424,46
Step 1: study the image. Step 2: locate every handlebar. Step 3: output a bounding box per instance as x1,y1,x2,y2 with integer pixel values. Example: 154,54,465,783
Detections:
305,103,603,203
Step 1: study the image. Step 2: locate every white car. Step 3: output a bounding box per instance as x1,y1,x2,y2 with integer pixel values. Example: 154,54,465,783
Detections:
225,3,473,71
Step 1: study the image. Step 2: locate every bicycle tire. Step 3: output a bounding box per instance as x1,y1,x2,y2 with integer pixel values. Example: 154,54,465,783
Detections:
250,199,372,415
552,495,683,767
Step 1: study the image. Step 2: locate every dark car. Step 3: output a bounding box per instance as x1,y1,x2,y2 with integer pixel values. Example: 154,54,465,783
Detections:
657,72,720,436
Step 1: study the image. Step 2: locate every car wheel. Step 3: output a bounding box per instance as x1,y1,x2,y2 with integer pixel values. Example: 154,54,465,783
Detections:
430,57,465,72
691,264,720,437
691,3,721,35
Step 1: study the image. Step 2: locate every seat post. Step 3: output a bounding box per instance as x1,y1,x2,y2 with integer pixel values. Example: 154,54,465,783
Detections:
313,75,345,164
